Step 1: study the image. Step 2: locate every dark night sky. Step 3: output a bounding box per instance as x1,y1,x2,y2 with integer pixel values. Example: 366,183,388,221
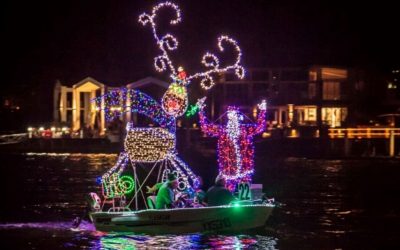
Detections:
0,0,399,131
2,0,399,91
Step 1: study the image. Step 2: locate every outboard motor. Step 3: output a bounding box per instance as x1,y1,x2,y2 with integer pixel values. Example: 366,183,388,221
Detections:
88,192,102,212
72,192,102,229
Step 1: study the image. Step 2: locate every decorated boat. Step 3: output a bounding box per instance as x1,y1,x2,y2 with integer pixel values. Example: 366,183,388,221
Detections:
90,203,273,234
87,1,274,234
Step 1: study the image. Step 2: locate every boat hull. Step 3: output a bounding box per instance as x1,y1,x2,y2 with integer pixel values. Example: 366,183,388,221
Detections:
90,204,274,234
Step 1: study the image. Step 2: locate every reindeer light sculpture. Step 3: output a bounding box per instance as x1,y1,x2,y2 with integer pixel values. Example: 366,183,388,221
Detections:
139,1,245,117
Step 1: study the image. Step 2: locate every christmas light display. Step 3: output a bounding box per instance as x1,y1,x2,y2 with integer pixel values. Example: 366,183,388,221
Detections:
102,173,135,198
102,152,130,180
161,82,188,117
123,123,199,191
187,35,245,90
169,152,201,190
198,98,267,191
161,168,188,192
100,152,134,199
124,127,175,163
93,88,175,133
139,1,245,116
119,175,135,194
185,104,200,118
93,1,250,209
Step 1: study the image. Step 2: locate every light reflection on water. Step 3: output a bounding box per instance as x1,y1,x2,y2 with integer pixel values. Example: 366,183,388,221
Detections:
0,153,399,249
95,234,278,250
0,221,278,249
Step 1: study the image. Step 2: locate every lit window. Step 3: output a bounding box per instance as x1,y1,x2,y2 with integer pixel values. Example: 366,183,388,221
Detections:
305,107,317,121
322,107,347,127
323,81,341,100
321,68,347,80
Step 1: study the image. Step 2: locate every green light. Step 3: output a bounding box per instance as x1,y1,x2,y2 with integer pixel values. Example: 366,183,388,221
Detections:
119,175,135,194
185,104,199,118
231,201,241,208
102,174,135,198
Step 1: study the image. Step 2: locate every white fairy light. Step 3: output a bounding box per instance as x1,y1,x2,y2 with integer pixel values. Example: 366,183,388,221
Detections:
124,127,176,163
186,35,245,90
170,153,200,189
139,1,245,94
201,52,220,68
102,152,129,179
138,1,181,76
226,108,243,180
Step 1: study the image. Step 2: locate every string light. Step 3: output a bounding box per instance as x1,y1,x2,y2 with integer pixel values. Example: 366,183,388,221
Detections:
95,1,250,206
170,153,200,190
102,152,129,179
118,175,135,195
93,85,200,200
125,127,176,163
102,173,135,198
198,99,267,191
93,88,176,133
161,82,188,117
139,1,245,116
185,104,200,118
138,1,181,76
100,152,134,199
187,35,245,90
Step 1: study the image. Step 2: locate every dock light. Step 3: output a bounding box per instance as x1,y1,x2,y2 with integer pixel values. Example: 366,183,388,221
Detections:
50,127,56,132
27,127,33,132
289,129,298,138
39,127,44,131
61,127,68,132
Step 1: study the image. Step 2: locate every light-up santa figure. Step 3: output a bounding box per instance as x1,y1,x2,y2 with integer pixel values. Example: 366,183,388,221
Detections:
197,98,267,191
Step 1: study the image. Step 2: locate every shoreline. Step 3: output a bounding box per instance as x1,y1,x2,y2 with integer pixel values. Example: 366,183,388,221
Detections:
1,137,399,159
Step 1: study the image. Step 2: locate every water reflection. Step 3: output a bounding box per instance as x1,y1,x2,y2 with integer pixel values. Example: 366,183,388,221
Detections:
95,233,278,249
0,153,399,249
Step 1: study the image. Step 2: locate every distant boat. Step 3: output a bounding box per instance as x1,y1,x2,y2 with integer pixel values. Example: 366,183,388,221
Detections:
0,133,27,145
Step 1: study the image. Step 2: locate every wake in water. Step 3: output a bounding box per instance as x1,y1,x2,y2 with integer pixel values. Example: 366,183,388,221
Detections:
0,220,96,232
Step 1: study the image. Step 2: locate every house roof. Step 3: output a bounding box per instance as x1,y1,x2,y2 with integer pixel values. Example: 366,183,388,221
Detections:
72,77,105,89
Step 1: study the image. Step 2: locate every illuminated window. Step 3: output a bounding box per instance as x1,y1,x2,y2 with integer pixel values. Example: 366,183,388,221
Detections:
323,81,341,100
296,106,317,125
305,107,317,121
321,68,347,80
309,70,317,81
322,107,347,127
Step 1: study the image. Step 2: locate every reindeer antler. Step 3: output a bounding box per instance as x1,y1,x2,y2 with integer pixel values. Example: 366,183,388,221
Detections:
186,35,245,90
139,1,245,91
138,1,181,76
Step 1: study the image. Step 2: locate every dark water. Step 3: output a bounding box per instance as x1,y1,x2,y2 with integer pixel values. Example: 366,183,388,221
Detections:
0,153,399,249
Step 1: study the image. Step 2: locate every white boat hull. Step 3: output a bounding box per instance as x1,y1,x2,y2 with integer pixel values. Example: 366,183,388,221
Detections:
90,204,274,234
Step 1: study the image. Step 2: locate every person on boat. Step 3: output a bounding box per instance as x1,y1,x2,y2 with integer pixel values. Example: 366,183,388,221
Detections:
155,173,179,209
193,176,206,206
146,182,163,194
204,174,235,206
